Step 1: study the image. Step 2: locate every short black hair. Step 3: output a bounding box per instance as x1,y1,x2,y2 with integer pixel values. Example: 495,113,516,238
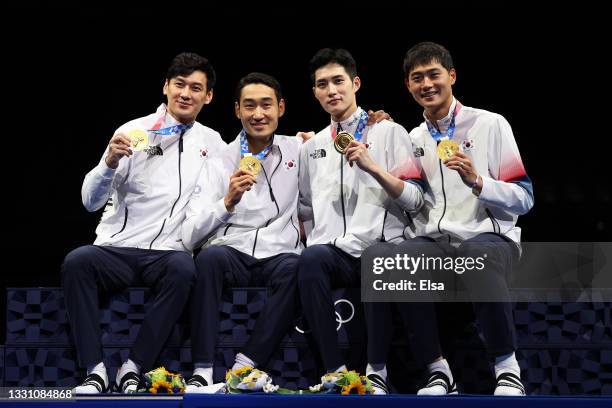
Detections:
166,52,216,91
403,42,454,79
234,72,283,104
309,48,357,84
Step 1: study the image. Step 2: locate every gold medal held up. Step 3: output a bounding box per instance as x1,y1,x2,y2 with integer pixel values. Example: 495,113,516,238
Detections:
437,139,459,161
239,156,262,177
127,129,149,151
334,131,354,154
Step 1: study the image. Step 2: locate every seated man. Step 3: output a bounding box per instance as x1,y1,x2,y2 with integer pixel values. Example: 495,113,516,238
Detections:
383,41,534,396
61,52,226,394
297,48,423,395
181,72,303,391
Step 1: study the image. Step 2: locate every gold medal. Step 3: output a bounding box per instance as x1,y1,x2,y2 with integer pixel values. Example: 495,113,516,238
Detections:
334,131,354,154
127,129,149,151
239,156,262,176
437,139,459,161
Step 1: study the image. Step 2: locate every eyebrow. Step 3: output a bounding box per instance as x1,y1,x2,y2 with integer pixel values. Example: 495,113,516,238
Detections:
317,74,345,83
242,97,275,103
173,77,204,87
411,68,441,77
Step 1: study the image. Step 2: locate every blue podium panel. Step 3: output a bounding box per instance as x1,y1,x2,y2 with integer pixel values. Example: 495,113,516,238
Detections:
3,347,79,387
4,288,612,394
514,301,612,345
5,288,365,347
6,289,70,344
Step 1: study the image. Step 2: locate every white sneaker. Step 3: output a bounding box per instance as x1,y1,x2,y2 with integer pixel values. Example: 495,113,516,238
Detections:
494,372,525,396
116,371,140,394
185,374,209,393
417,371,458,396
73,372,109,394
366,373,389,395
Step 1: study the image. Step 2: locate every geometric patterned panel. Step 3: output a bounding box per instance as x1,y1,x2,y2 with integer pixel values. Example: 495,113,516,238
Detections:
515,302,612,345
217,288,365,348
216,289,268,346
5,288,612,394
6,289,70,344
3,348,79,387
520,349,612,395
99,289,152,345
387,347,612,396
6,288,365,348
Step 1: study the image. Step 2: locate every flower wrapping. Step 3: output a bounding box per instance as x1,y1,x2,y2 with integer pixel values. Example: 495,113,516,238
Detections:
137,367,186,394
311,370,374,395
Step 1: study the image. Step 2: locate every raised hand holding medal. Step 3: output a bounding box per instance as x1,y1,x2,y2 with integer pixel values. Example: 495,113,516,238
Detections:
333,110,369,154
239,156,262,177
225,130,272,212
334,131,354,154
426,105,480,192
237,129,272,177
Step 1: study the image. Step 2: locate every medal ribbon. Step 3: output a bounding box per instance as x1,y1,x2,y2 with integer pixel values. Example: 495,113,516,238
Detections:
240,129,274,160
330,109,369,141
426,102,462,142
147,107,194,136
148,123,193,136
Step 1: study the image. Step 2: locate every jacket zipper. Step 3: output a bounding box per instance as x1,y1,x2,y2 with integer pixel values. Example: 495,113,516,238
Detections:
110,207,128,238
437,158,448,235
380,210,388,242
339,154,347,237
149,132,184,249
290,215,300,248
486,208,501,234
251,146,282,257
333,154,347,248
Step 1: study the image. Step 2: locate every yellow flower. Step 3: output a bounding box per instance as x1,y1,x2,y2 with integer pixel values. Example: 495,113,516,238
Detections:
234,365,253,377
150,380,173,394
341,379,366,395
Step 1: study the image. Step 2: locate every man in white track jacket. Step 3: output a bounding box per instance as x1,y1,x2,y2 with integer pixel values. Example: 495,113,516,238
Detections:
61,53,226,394
369,42,534,397
182,73,303,391
298,48,424,395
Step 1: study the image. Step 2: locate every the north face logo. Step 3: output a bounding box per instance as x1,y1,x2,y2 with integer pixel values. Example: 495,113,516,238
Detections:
310,149,326,159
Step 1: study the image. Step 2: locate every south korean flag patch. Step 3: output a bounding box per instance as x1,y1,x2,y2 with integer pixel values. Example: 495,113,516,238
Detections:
200,146,209,158
284,159,297,171
461,139,475,151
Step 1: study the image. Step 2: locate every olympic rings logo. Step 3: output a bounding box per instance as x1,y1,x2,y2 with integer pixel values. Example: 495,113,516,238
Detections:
295,298,355,334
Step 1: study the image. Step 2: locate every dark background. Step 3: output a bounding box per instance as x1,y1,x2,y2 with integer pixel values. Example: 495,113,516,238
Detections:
1,2,609,342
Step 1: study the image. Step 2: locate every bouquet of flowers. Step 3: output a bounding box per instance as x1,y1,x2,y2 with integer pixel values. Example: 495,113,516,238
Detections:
225,366,285,394
137,367,186,394
309,370,374,395
224,366,373,395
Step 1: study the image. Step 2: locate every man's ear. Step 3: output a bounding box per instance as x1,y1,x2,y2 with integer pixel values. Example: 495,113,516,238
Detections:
353,76,361,93
234,101,241,119
163,80,169,95
203,89,213,105
450,68,457,86
279,99,286,117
